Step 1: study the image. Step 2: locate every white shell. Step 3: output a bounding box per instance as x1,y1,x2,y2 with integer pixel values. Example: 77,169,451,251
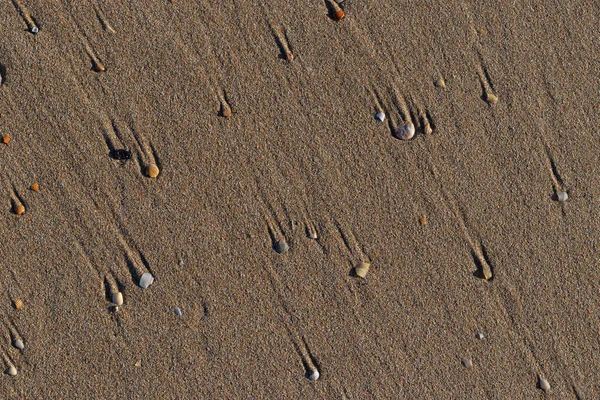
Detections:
139,273,154,289
8,366,17,376
375,112,385,122
557,191,568,202
477,333,484,340
112,292,124,306
14,339,24,350
308,369,320,381
539,377,550,391
395,123,415,140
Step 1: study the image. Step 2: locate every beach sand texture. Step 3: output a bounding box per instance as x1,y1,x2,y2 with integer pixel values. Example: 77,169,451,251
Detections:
1,0,600,398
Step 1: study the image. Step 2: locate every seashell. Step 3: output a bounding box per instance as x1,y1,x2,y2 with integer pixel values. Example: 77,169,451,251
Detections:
15,205,25,215
2,134,10,144
435,78,446,88
14,339,24,350
308,231,318,240
477,333,484,340
8,366,17,376
375,112,385,122
139,272,154,289
30,182,39,192
307,369,320,381
419,216,427,225
485,92,498,104
221,103,232,118
146,164,160,178
557,191,568,202
394,123,415,140
112,292,123,306
539,376,550,391
333,10,345,21
174,307,182,316
355,262,370,278
424,121,433,135
14,299,23,309
274,239,289,254
461,358,472,368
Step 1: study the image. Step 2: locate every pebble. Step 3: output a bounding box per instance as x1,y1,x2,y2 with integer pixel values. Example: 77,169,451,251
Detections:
112,292,124,306
2,134,10,144
419,216,427,225
539,376,551,392
333,10,345,21
435,78,446,88
307,369,320,381
485,92,498,104
461,358,473,368
375,112,385,122
557,191,568,202
274,238,289,254
15,204,25,215
355,262,370,278
31,27,38,34
477,333,484,340
221,104,232,118
146,164,160,178
394,123,415,140
308,231,318,240
139,272,154,289
7,366,17,376
30,182,39,192
14,339,24,350
174,307,182,316
14,299,23,309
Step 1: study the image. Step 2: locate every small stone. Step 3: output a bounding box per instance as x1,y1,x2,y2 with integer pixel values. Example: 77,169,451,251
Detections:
112,292,123,306
419,216,427,225
2,134,10,144
375,112,385,122
31,27,39,34
539,376,550,392
30,182,39,192
221,104,232,118
355,262,370,278
139,272,154,289
557,191,568,202
14,204,25,215
333,10,345,21
174,307,182,316
308,231,318,240
14,299,23,309
435,78,446,88
485,92,498,104
146,164,160,178
461,358,473,368
307,369,320,381
135,360,142,367
394,123,415,140
274,239,289,254
14,339,24,350
477,333,484,340
7,366,17,376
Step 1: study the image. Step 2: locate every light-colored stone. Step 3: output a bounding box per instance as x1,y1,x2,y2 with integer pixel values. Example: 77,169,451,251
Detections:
395,123,415,140
8,366,17,376
146,164,160,178
539,377,550,392
308,369,320,381
462,358,473,368
112,292,123,306
14,339,24,350
557,191,568,202
139,273,154,289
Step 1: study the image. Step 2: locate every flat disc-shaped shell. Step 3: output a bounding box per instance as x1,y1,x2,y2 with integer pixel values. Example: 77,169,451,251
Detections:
394,123,415,140
139,273,154,289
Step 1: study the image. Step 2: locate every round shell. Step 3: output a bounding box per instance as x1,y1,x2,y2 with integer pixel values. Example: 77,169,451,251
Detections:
112,292,124,306
395,123,415,140
139,273,155,289
146,164,160,178
355,262,370,278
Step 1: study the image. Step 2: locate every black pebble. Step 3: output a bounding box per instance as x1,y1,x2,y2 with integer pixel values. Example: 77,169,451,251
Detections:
109,149,132,160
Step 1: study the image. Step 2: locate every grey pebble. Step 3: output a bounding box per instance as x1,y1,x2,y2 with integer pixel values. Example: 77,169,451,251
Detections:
174,307,182,316
274,239,289,254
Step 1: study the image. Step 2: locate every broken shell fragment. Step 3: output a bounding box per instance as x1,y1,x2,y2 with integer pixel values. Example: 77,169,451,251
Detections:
355,262,370,278
112,292,124,306
375,112,385,122
394,123,415,140
435,78,446,88
139,273,154,289
485,92,498,104
30,182,39,192
15,205,25,215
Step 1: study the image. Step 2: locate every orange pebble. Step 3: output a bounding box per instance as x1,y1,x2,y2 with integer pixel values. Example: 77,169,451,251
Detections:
419,216,427,225
14,299,23,309
2,134,10,144
15,204,25,215
334,10,345,21
221,104,232,118
30,182,39,192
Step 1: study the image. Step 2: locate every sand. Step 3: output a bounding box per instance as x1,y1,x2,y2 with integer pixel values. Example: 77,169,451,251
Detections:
1,0,600,398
